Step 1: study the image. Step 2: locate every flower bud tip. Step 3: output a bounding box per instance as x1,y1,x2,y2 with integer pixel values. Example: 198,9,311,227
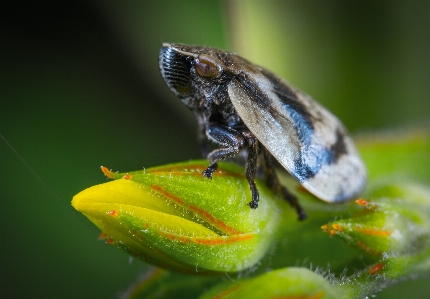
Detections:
369,262,384,275
356,199,368,206
101,166,114,179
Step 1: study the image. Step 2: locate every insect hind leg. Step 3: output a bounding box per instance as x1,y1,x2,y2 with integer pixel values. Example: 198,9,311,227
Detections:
264,150,307,220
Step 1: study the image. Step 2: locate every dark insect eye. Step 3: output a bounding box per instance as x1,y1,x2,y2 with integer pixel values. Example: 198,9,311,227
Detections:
195,55,222,78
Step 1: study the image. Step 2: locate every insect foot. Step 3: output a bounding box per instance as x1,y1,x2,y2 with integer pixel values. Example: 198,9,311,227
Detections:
248,180,259,209
202,163,218,179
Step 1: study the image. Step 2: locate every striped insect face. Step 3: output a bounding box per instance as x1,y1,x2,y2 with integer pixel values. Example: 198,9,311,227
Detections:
158,45,194,98
159,43,367,216
159,44,250,109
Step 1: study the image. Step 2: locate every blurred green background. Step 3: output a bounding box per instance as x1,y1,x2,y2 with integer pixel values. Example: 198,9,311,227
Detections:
1,1,429,298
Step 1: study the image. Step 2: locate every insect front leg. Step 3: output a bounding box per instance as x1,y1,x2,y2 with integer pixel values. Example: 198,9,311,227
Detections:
264,150,307,220
202,125,245,179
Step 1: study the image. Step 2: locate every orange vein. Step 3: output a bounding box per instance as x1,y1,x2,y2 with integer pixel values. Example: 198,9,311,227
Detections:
150,185,243,235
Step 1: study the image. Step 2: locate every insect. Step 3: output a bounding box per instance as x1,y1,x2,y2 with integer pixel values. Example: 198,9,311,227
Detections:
159,43,367,219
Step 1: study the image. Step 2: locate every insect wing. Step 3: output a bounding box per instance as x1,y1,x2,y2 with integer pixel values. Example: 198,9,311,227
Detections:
227,71,367,202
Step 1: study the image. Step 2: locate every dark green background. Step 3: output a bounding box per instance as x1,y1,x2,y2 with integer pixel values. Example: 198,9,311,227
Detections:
1,1,429,298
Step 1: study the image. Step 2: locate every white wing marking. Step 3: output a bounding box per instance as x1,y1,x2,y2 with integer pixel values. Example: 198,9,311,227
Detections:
228,72,366,202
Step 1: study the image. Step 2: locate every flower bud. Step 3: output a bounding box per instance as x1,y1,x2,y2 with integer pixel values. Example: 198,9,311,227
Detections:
72,161,281,273
199,267,340,299
322,182,430,256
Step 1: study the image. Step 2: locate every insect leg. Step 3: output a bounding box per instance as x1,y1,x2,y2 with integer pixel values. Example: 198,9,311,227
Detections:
202,125,245,179
244,134,260,209
264,150,307,220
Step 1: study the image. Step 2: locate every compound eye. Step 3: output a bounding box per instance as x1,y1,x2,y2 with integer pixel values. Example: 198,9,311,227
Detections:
195,55,222,78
